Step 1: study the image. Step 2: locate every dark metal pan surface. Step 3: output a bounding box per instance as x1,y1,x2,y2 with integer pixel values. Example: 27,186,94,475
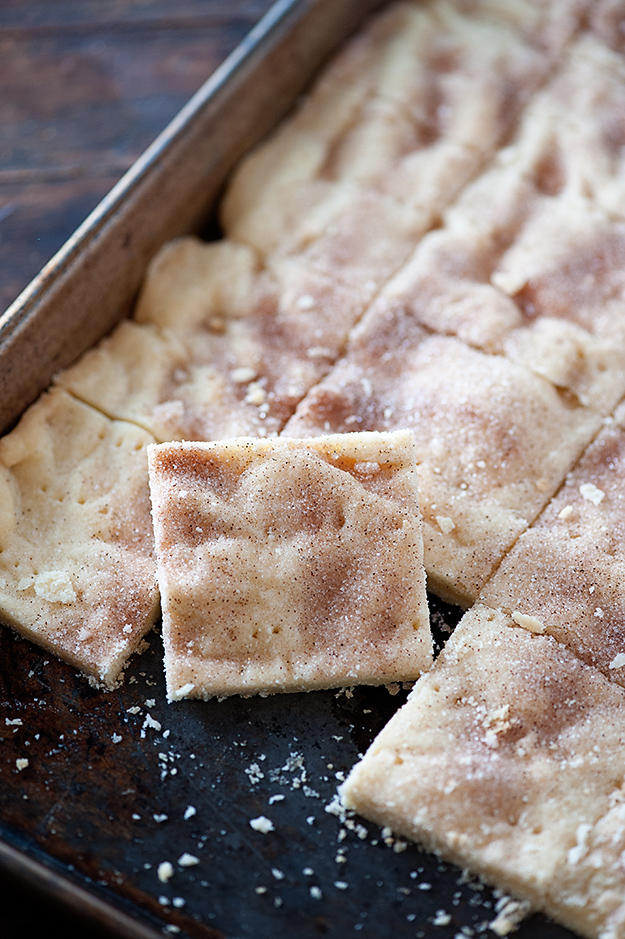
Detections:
0,596,576,939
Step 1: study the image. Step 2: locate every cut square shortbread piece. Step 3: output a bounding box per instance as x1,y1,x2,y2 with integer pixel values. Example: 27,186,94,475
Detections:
148,431,432,701
0,388,159,688
56,321,196,441
276,189,429,299
284,323,601,606
220,3,440,256
479,401,625,687
341,604,625,939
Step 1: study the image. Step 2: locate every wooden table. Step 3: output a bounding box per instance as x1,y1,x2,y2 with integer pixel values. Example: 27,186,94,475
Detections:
0,4,273,936
0,0,274,317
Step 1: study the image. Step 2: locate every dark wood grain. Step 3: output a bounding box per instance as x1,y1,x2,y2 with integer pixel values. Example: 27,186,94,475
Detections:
0,0,275,316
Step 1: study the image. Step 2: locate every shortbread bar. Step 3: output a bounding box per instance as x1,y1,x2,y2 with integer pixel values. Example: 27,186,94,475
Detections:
147,431,431,701
341,604,625,939
0,388,159,688
479,401,625,687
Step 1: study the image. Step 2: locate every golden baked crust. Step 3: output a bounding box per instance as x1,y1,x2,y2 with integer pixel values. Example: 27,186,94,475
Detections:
341,604,625,939
148,431,431,700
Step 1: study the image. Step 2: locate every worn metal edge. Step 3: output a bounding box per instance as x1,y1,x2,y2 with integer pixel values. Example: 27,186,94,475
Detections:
0,833,168,939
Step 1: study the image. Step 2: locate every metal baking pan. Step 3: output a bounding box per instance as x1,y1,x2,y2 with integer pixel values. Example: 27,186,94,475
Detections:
0,1,578,937
0,0,386,436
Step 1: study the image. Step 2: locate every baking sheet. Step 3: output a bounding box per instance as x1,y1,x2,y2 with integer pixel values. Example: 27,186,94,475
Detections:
0,1,582,936
0,594,575,939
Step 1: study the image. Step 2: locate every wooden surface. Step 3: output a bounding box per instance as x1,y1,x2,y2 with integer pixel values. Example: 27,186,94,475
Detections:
0,0,275,317
0,4,274,935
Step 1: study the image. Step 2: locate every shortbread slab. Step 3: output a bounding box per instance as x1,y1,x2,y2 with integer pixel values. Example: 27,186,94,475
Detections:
341,604,625,939
58,237,368,441
284,323,601,606
366,144,625,413
479,403,625,688
353,34,625,414
148,431,432,701
0,388,159,688
221,0,552,264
